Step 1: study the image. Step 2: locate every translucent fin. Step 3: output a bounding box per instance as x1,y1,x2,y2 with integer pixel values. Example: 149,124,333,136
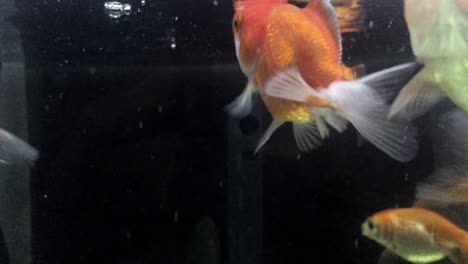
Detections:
377,249,402,264
323,111,347,132
255,119,285,154
323,80,419,162
0,128,39,166
293,122,322,152
360,62,421,101
264,66,324,104
313,114,330,139
389,66,445,120
225,80,256,118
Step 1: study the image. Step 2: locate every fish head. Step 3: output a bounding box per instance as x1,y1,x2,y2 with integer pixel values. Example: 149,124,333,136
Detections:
362,210,396,247
232,0,285,78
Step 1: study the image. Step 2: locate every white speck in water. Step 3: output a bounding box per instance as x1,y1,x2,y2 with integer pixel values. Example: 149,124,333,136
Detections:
174,16,178,21
369,21,374,29
125,231,131,240
137,107,142,112
213,0,218,6
64,59,69,64
82,48,86,53
388,19,393,29
354,239,359,248
44,105,50,111
59,92,63,100
170,42,176,49
141,0,146,6
158,105,163,112
296,154,301,160
138,121,144,129
174,211,179,222
43,194,48,199
88,67,97,75
404,172,408,181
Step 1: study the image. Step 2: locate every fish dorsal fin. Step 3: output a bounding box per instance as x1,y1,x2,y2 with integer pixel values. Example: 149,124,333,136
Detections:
304,0,342,57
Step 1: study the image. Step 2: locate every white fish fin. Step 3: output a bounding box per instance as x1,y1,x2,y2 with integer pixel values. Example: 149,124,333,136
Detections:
322,80,419,162
323,110,348,132
360,62,421,101
313,113,330,139
388,67,445,120
225,80,256,118
255,119,285,154
264,66,324,103
293,122,322,152
304,0,342,56
0,128,39,166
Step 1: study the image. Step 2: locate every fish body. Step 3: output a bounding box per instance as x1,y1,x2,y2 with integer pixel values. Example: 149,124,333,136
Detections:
227,0,418,162
390,0,468,117
363,208,468,264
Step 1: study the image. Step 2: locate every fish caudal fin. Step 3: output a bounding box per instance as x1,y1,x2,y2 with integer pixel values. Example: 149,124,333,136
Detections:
293,121,323,152
225,80,256,118
0,128,39,166
389,66,446,120
264,66,419,162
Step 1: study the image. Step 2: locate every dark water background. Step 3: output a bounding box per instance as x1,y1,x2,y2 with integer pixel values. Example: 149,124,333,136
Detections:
6,0,435,263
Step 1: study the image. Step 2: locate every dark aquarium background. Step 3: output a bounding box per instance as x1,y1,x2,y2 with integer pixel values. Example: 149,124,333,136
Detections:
0,0,435,263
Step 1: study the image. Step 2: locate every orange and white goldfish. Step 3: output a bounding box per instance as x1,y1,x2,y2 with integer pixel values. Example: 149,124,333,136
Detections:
0,128,39,166
362,207,468,264
389,0,468,118
226,0,418,161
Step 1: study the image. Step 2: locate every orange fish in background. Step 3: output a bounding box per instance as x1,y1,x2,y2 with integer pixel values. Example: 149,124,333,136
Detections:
362,208,468,264
226,0,418,162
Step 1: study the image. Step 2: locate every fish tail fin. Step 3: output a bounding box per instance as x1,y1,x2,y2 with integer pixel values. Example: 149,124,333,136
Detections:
389,66,445,120
449,234,468,264
225,80,256,118
0,128,39,166
264,64,419,162
333,0,367,33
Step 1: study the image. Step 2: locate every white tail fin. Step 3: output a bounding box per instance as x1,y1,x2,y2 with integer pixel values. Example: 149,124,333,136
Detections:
264,66,419,162
389,66,445,120
0,128,39,166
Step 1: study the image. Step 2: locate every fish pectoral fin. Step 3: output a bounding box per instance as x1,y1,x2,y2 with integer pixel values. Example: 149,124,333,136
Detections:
293,121,323,152
225,80,257,118
255,118,285,154
0,128,39,166
322,78,419,162
388,66,445,120
264,66,327,106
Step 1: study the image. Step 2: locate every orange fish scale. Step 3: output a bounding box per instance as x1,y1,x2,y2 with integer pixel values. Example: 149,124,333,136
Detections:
255,5,345,123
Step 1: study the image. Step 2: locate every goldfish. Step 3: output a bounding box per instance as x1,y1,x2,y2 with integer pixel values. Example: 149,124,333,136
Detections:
389,0,468,118
362,207,468,264
0,128,39,166
226,0,418,162
373,108,468,264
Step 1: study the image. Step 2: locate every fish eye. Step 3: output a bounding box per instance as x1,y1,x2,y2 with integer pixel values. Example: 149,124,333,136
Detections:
233,15,242,31
367,220,376,231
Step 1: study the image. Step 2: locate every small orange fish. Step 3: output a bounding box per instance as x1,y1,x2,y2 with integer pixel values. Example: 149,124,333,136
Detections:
226,0,418,161
362,208,468,264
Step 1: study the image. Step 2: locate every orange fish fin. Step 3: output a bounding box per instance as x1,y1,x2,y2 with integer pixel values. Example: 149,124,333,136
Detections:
303,0,342,55
333,0,367,33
